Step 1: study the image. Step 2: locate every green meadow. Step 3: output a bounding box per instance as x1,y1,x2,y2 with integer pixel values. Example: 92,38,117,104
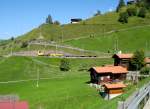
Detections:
0,56,149,109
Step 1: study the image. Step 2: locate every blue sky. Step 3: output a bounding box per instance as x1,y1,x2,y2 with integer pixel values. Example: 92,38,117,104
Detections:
0,0,127,39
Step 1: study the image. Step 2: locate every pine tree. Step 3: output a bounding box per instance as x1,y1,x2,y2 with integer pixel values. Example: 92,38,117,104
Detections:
144,0,150,9
138,7,147,18
118,12,129,23
131,50,145,70
54,20,60,25
116,0,126,12
46,15,53,24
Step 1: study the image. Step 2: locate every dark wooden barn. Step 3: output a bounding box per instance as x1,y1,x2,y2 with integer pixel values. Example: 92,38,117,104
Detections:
71,18,82,24
112,54,133,70
89,66,128,84
127,0,136,5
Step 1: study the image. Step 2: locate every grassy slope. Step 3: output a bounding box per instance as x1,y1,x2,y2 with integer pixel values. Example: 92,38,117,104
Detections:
0,56,113,109
17,12,150,42
1,12,150,56
0,57,113,81
64,25,150,53
0,56,149,109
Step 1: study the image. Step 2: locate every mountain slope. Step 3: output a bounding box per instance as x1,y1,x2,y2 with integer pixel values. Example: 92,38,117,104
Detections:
64,25,150,54
1,12,150,55
17,12,150,42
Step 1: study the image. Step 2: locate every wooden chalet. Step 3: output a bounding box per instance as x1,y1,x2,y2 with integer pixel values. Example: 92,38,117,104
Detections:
71,18,82,24
89,66,128,84
103,83,126,100
112,53,133,70
113,53,150,70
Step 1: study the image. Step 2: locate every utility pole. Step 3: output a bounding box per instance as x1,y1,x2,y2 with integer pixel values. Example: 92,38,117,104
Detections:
10,43,13,56
146,41,148,52
114,30,119,53
10,39,14,56
116,36,119,52
36,67,40,88
61,29,63,43
102,24,105,37
55,44,58,54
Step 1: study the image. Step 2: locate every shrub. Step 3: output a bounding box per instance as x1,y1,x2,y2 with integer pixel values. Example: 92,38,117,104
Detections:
131,50,145,70
140,67,150,75
21,41,28,48
118,12,129,23
138,7,147,18
60,59,70,71
127,6,137,16
54,21,60,25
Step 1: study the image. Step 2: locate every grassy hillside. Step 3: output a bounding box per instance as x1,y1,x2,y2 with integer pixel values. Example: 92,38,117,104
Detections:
0,56,150,109
17,12,150,42
0,56,113,81
64,25,150,54
0,56,115,109
1,12,150,56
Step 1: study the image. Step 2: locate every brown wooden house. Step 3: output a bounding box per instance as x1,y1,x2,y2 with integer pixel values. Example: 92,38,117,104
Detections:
103,83,126,100
113,53,150,70
112,54,133,70
89,66,128,84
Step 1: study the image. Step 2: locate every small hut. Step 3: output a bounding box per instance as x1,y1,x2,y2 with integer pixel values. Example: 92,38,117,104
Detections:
71,18,82,24
103,83,126,100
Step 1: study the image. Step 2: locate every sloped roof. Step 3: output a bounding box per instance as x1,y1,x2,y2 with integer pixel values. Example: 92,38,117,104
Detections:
104,83,126,89
0,101,28,109
113,54,133,59
92,66,128,74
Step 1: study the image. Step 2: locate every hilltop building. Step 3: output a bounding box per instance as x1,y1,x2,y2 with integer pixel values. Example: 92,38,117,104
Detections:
127,0,137,5
71,18,82,24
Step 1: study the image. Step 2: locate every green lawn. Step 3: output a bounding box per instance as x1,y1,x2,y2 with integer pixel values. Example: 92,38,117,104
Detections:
0,56,150,109
64,25,150,54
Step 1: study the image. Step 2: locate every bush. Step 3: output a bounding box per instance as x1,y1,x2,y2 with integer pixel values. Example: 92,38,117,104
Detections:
21,41,28,48
118,12,129,23
131,50,145,70
138,7,147,18
94,10,101,16
54,21,60,25
127,6,137,16
60,59,70,71
140,67,150,75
